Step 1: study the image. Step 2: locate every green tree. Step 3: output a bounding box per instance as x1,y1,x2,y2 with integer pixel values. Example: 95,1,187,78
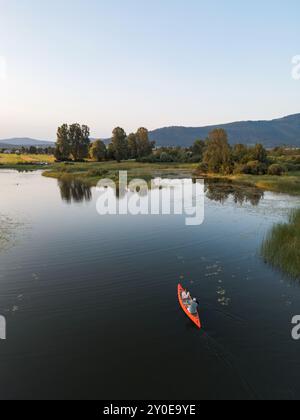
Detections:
90,140,107,162
203,129,232,174
55,123,90,161
127,133,138,159
191,139,205,160
111,127,128,162
106,143,115,161
135,127,153,158
160,152,173,162
69,123,90,161
232,144,249,163
55,123,71,161
29,146,37,155
251,144,268,163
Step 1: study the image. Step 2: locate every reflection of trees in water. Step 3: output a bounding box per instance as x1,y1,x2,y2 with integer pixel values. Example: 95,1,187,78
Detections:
58,179,92,203
205,180,264,206
57,177,264,206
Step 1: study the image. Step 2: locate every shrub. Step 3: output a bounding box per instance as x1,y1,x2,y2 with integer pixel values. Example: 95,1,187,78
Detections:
240,160,268,175
268,164,285,176
160,152,173,163
292,157,300,164
189,155,202,163
233,163,246,174
197,162,209,174
137,155,159,163
220,163,233,175
178,152,192,163
284,163,300,172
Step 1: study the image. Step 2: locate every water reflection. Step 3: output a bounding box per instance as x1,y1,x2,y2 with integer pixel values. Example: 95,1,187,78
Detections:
58,176,264,208
2,170,300,400
205,180,264,206
58,178,92,203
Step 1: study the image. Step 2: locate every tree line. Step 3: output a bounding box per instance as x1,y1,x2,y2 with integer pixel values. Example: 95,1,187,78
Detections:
54,124,155,163
141,129,288,176
0,146,55,155
54,123,293,176
196,129,285,176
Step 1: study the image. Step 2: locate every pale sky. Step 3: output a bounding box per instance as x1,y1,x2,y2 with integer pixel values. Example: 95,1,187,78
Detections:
0,0,299,140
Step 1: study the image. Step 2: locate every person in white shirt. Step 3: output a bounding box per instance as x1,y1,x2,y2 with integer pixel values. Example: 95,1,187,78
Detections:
182,290,191,302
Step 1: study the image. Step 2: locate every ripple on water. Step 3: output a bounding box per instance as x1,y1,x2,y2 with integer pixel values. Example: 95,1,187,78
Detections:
0,214,27,252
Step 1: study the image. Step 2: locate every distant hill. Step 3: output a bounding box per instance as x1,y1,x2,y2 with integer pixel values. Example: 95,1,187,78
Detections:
149,114,300,148
0,142,13,149
2,113,300,150
0,138,54,148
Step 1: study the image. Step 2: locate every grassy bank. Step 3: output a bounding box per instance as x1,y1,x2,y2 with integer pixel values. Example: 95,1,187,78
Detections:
235,173,300,196
198,172,300,196
1,154,300,196
262,209,300,278
44,161,300,195
43,161,198,186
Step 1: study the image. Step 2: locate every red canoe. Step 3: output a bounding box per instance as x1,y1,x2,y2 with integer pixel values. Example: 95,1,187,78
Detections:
178,284,201,329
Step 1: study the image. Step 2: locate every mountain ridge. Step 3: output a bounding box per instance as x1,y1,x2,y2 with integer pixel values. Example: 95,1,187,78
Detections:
149,113,300,148
0,138,55,148
1,113,299,149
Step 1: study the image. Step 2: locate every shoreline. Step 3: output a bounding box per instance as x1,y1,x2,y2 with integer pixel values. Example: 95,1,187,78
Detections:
195,171,300,196
1,159,300,196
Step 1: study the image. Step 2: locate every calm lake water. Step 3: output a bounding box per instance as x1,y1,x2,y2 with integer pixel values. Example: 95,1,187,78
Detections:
1,170,300,400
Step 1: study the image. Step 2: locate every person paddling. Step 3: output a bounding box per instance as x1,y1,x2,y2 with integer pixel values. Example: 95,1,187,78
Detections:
188,298,199,315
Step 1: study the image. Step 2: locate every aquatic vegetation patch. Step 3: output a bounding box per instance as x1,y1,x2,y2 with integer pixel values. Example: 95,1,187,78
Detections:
261,209,300,278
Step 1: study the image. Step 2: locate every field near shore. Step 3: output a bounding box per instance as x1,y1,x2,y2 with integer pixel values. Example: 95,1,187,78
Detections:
0,153,55,169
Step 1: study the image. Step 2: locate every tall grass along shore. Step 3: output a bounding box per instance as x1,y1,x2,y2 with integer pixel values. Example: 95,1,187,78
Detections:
262,209,300,278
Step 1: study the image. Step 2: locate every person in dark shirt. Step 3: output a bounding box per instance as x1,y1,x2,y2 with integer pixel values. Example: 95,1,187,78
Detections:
188,298,199,315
